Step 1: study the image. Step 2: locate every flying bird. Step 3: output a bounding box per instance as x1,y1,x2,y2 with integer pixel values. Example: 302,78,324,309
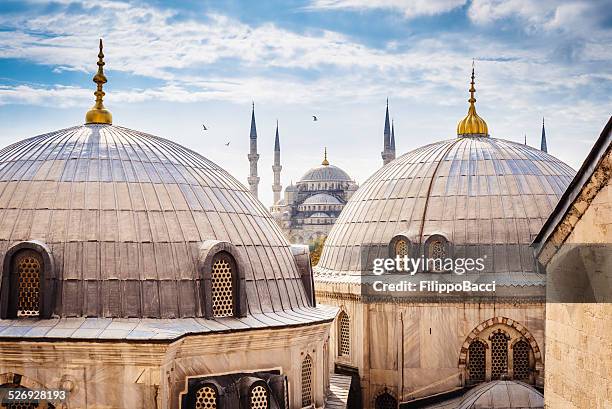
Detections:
225,141,230,146
202,124,208,130
312,115,318,121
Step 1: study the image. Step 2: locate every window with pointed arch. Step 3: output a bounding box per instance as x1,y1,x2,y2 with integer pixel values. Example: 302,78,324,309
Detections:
338,311,350,357
211,252,237,318
301,354,313,408
467,340,486,383
375,392,397,409
194,384,218,409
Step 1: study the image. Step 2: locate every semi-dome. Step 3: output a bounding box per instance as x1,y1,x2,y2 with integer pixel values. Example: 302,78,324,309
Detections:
303,193,342,204
316,136,574,274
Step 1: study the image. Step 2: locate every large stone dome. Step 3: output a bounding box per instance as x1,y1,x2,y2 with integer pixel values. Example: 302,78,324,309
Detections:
0,124,317,320
316,136,575,275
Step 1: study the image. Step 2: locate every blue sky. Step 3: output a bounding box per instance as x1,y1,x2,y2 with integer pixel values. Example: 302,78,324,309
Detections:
0,0,611,206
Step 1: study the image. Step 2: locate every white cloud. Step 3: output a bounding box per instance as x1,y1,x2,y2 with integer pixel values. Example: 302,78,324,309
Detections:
307,0,467,17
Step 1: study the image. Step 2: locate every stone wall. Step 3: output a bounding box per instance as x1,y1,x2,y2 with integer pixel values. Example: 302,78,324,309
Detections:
544,162,612,409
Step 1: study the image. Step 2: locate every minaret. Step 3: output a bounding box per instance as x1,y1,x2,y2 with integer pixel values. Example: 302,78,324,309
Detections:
391,119,396,157
272,120,282,204
248,102,260,198
540,117,548,153
381,99,394,165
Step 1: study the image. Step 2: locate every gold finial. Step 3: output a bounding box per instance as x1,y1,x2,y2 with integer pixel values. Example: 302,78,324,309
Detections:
85,39,112,125
322,147,329,166
457,60,488,137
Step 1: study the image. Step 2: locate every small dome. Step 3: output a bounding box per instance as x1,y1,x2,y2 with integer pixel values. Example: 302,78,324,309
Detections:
456,381,543,408
303,193,341,205
299,164,351,182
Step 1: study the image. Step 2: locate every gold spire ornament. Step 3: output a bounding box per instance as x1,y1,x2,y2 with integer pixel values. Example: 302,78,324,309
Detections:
322,147,329,166
85,39,112,125
457,62,488,137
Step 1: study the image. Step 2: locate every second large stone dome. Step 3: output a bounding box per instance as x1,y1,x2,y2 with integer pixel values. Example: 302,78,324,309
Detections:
316,136,575,274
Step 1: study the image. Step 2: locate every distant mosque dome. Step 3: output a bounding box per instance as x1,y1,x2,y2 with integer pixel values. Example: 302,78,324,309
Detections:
299,164,352,182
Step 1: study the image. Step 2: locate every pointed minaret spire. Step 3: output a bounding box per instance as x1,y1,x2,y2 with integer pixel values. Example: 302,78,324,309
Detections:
540,117,548,153
247,102,260,198
524,133,527,145
381,99,394,166
391,119,396,154
272,120,282,204
322,147,329,166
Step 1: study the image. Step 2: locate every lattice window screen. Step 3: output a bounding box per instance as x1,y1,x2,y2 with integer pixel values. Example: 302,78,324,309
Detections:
15,251,42,317
468,341,486,382
5,403,39,409
428,240,447,259
395,239,408,256
301,355,313,407
513,340,531,380
194,386,217,409
250,385,268,409
339,311,350,356
375,393,397,409
211,255,234,317
491,332,508,380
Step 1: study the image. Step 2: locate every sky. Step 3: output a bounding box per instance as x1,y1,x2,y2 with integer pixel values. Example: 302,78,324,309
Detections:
0,0,611,206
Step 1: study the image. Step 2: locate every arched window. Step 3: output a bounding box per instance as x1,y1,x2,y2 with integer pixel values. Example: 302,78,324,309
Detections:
301,355,313,407
338,311,350,357
395,239,408,257
490,331,509,380
425,235,448,272
211,252,236,318
195,385,218,409
512,340,532,381
468,340,486,383
250,384,269,409
375,392,397,409
13,250,43,318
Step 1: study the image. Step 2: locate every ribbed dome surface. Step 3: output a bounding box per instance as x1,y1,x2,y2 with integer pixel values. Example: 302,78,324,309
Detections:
0,124,311,318
456,381,543,408
299,164,351,182
316,136,574,274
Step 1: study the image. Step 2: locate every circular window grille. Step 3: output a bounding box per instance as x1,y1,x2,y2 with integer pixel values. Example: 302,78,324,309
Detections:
513,340,531,381
491,332,508,380
194,385,217,409
211,255,234,318
301,355,313,407
375,392,397,409
339,311,350,357
15,252,42,317
468,341,486,382
250,385,268,409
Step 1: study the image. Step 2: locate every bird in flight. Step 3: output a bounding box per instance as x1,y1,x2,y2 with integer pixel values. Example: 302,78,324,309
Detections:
225,141,230,146
312,115,318,121
202,124,208,130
